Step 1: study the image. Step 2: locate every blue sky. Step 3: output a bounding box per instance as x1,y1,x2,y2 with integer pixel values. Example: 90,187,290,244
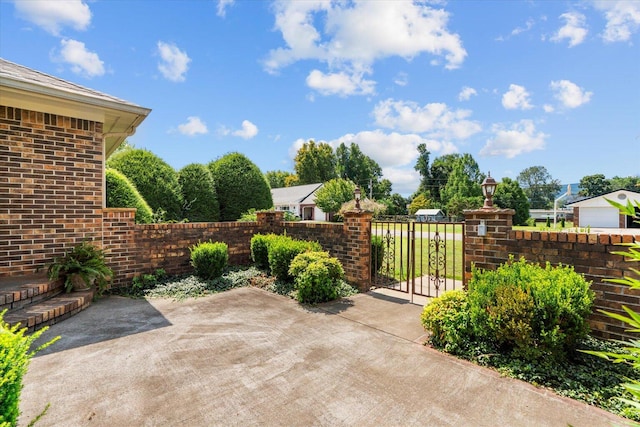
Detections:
1,0,638,196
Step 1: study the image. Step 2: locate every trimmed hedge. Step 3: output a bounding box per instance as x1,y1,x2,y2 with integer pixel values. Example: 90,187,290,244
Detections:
289,251,345,304
267,235,322,282
371,235,384,275
250,233,278,269
105,168,153,223
190,241,229,280
208,153,273,221
178,163,219,222
107,149,183,221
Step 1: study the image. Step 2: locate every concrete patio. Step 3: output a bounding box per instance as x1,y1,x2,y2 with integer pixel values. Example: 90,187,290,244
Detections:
19,287,625,426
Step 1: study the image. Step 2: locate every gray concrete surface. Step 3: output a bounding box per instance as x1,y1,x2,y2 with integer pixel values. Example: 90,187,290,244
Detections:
20,287,625,426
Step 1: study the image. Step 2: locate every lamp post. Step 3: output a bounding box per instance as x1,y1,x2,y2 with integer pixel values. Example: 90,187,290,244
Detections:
481,173,498,209
354,186,361,210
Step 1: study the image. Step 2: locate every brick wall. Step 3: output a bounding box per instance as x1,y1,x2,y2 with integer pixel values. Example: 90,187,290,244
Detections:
0,106,103,277
102,210,373,290
464,208,640,340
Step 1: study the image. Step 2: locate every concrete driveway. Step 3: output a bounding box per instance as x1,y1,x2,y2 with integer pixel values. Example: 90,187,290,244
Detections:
20,287,624,426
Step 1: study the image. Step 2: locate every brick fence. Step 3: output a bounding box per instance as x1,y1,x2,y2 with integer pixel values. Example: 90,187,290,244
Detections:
464,208,639,340
102,209,372,291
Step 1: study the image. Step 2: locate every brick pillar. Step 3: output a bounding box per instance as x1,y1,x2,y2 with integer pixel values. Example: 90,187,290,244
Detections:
342,211,373,292
102,208,141,288
256,211,284,234
464,208,515,284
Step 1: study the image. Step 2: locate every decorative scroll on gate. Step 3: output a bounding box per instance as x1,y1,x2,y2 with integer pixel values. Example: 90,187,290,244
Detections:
371,220,464,298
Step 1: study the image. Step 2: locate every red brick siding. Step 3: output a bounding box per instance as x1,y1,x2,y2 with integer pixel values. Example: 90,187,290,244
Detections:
0,106,103,277
464,209,639,341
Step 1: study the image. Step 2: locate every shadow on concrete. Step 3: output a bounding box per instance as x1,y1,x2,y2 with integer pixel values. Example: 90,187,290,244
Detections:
33,296,172,357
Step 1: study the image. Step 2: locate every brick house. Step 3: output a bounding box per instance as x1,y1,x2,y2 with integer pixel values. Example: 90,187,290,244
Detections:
0,58,151,278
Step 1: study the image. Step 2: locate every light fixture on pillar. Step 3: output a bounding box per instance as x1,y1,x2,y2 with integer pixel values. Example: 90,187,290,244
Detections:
481,172,498,209
354,186,361,210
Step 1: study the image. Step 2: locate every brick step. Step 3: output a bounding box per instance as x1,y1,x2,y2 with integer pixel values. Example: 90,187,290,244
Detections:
3,290,95,332
0,274,64,312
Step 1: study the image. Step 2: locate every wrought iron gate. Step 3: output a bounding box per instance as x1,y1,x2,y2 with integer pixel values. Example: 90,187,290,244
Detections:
371,220,465,298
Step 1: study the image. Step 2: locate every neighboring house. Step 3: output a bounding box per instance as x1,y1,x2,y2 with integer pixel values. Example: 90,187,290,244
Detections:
415,209,445,222
271,183,328,221
567,189,640,229
0,58,151,278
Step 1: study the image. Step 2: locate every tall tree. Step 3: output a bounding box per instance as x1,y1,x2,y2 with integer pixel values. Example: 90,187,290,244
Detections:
380,193,408,215
408,193,431,215
335,142,385,198
208,153,273,221
494,177,530,226
413,143,432,197
107,148,183,221
427,153,483,205
517,166,561,209
294,140,337,184
265,170,296,189
313,178,356,215
610,175,640,192
178,163,219,222
440,159,482,218
578,174,611,197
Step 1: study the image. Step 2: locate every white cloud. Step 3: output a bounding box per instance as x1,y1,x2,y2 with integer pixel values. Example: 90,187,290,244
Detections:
265,1,466,96
178,117,208,136
496,18,534,41
551,12,588,47
14,0,91,35
543,104,555,113
393,72,408,87
372,99,482,140
232,120,259,139
306,69,376,96
593,0,640,42
480,120,547,158
57,39,104,77
157,41,191,82
217,0,234,17
381,167,421,195
550,80,593,108
502,84,533,110
458,86,477,101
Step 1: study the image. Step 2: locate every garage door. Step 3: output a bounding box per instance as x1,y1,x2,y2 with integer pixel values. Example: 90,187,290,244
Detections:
579,207,619,228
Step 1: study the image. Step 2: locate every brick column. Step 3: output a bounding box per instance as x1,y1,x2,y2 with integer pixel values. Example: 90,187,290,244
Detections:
342,211,373,292
102,208,141,288
464,208,515,283
256,211,285,234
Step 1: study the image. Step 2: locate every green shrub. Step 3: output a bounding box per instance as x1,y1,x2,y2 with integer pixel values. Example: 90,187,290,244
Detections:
267,236,322,281
208,153,273,221
420,290,472,354
289,251,345,304
250,233,278,269
107,148,183,221
178,163,219,222
371,235,384,275
105,168,153,223
190,241,229,280
468,256,594,361
1,310,59,427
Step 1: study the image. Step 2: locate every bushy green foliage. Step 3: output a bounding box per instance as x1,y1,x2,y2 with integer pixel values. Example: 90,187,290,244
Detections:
250,233,278,269
178,163,219,222
105,168,153,223
238,209,299,222
208,153,273,221
493,177,530,226
313,178,356,214
468,257,594,361
371,235,384,275
420,290,472,354
267,236,322,281
1,310,59,427
107,149,183,220
190,241,228,280
47,241,113,295
289,251,344,304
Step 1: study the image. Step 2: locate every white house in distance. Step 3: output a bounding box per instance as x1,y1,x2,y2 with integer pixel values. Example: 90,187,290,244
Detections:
567,189,640,229
415,209,445,222
271,183,329,221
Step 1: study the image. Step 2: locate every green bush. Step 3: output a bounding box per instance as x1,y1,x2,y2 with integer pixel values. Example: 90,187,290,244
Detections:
190,241,229,280
105,168,153,223
1,310,59,427
420,290,472,354
107,148,183,221
208,153,273,221
468,256,594,361
250,233,278,269
371,235,384,275
178,163,219,222
267,236,322,282
289,251,345,304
